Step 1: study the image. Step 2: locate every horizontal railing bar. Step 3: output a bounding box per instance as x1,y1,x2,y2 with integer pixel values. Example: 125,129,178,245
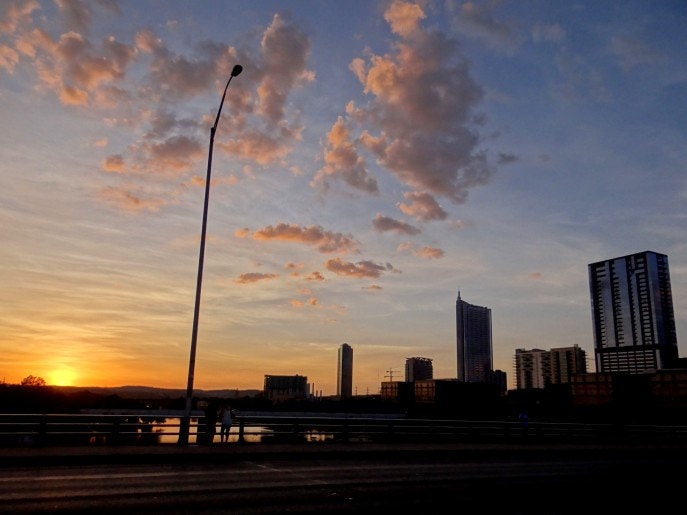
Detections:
2,413,687,447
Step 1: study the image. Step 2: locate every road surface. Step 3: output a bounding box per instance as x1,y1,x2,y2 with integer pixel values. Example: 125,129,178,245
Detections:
1,442,683,513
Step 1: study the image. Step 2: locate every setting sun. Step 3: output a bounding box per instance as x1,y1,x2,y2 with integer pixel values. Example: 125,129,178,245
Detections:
48,369,78,387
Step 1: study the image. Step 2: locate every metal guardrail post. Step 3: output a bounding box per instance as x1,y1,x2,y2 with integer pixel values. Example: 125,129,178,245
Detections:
111,418,120,446
38,415,47,447
238,420,245,444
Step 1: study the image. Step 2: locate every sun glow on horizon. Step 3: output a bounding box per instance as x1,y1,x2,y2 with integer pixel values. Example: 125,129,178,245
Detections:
47,369,78,387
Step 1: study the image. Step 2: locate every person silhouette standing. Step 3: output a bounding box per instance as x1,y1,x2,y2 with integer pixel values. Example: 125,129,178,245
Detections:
219,403,234,443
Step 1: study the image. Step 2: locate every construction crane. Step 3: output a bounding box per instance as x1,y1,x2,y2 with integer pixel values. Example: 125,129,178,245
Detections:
384,368,400,382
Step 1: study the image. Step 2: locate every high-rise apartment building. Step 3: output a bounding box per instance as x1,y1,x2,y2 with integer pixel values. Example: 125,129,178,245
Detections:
550,346,587,384
515,345,587,389
589,251,679,374
337,343,353,398
515,348,550,389
456,291,493,383
405,357,433,382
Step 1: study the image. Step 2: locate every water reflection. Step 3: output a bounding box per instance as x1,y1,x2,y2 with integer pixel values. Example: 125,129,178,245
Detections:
156,418,269,444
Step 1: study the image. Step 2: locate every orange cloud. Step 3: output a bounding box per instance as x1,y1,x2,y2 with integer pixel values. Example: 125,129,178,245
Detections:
102,154,125,173
0,45,19,73
99,186,167,213
384,0,426,37
325,257,398,279
285,262,303,277
245,223,359,254
398,192,447,222
306,271,325,282
312,117,378,194
3,2,316,202
397,242,445,260
234,273,278,284
346,0,495,205
290,296,318,308
415,246,445,259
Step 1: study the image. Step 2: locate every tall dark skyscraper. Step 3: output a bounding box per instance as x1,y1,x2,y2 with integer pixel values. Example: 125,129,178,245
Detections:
589,250,679,374
337,343,353,398
456,291,493,382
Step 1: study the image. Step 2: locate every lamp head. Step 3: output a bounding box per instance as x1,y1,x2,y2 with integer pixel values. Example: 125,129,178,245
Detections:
231,64,243,77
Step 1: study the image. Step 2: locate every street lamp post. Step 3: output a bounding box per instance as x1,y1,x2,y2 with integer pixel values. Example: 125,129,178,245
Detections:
178,64,243,446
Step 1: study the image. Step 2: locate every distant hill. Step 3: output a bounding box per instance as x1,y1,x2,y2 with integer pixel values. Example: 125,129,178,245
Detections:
51,385,262,399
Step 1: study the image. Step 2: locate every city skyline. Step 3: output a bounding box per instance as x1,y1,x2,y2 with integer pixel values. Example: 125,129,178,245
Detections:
1,1,686,394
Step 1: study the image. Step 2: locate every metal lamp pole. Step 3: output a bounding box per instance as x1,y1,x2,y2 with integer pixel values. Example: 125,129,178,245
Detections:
178,64,243,446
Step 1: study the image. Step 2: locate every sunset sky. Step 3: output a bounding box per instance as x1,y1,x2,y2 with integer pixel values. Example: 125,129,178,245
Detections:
1,0,686,395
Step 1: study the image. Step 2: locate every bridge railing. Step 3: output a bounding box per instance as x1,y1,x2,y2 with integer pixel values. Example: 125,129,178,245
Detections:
2,413,687,447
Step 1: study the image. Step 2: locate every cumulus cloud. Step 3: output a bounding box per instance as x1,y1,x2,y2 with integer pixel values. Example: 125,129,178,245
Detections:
239,223,360,254
415,245,445,259
293,297,318,307
384,0,425,37
1,3,315,211
136,135,204,173
0,45,19,73
17,28,138,106
397,192,447,222
234,272,278,284
213,13,315,165
372,213,420,235
285,262,303,276
0,0,40,34
312,116,378,194
102,154,125,172
325,257,399,279
397,242,445,260
334,0,494,214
